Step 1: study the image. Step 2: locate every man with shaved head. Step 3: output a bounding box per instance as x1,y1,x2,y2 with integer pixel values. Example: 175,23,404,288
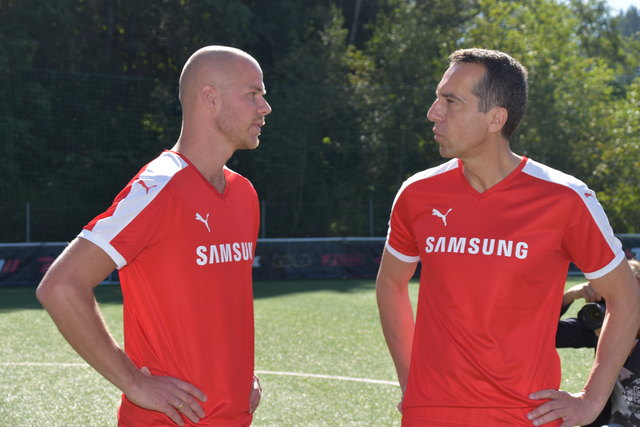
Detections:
37,46,271,426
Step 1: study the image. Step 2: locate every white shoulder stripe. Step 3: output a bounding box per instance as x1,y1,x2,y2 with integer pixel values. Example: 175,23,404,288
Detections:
522,159,623,279
385,160,459,263
391,159,459,210
521,158,586,190
82,152,188,268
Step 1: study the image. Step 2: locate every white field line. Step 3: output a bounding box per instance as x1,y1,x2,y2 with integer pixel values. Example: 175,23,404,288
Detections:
255,370,399,386
0,362,399,387
0,362,88,367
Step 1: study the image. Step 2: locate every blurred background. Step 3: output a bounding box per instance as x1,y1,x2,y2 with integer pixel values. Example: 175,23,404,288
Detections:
1,0,638,242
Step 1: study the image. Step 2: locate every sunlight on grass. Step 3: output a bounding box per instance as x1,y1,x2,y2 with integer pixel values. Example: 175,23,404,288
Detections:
0,277,599,426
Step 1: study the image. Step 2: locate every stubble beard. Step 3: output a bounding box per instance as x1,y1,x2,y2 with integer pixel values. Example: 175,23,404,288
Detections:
215,109,260,151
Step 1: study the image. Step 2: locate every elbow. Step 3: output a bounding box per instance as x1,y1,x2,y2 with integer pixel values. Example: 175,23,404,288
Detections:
35,273,67,309
35,277,55,307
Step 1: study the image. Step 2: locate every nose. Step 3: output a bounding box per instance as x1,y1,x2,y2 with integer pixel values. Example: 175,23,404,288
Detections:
259,97,272,116
427,99,443,123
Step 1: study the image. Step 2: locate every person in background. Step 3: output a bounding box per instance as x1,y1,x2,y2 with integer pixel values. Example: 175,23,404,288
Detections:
375,47,640,427
36,45,271,426
557,259,640,426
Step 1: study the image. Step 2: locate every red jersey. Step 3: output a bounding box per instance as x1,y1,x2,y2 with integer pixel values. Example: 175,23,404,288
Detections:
386,157,623,426
80,151,259,426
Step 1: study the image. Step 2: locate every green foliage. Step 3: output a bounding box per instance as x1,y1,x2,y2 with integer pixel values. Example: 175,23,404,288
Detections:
592,77,640,232
0,0,638,240
617,5,640,38
348,0,477,194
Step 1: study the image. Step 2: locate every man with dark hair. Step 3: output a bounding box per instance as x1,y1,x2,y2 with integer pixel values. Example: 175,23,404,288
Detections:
447,49,528,139
376,48,640,426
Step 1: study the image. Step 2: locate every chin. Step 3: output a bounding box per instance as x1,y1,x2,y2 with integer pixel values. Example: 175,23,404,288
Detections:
439,147,455,159
242,139,260,150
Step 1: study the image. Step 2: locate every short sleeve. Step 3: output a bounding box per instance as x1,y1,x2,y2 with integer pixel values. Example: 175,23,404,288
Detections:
386,185,420,263
79,152,185,269
561,189,624,280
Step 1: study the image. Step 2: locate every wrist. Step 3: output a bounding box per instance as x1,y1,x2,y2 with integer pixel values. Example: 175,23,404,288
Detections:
579,389,610,414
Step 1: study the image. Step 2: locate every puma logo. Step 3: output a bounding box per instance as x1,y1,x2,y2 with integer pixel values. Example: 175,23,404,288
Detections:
584,192,593,198
432,208,453,226
195,213,211,232
138,180,157,194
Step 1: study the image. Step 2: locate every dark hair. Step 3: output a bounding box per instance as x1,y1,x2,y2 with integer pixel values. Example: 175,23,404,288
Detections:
449,48,528,139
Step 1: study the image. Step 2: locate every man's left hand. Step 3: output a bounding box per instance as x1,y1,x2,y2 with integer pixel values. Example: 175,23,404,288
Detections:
249,375,262,414
527,389,601,427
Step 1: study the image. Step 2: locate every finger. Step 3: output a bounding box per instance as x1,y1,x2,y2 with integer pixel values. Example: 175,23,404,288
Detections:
527,400,564,421
173,397,204,425
253,375,262,393
172,391,206,421
527,393,563,421
249,387,261,414
584,287,595,302
528,389,561,400
163,404,185,427
174,379,208,403
529,409,566,427
249,385,261,414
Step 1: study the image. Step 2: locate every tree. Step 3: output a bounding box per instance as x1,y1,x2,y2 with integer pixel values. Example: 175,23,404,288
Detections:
348,0,478,195
618,5,640,38
0,0,637,240
456,0,639,231
590,77,640,232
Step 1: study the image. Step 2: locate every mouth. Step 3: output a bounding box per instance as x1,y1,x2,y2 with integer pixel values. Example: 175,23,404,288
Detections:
252,121,265,134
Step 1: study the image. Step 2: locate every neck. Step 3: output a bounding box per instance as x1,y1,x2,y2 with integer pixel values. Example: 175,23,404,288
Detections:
461,150,522,193
172,132,233,193
208,170,227,193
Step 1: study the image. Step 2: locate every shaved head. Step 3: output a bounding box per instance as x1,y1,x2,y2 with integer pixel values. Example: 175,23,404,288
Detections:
178,46,261,109
174,45,270,156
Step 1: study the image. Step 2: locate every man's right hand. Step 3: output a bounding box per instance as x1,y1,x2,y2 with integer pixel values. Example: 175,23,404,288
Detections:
125,366,208,426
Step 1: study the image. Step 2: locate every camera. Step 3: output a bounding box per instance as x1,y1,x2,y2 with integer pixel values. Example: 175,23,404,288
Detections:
577,300,606,330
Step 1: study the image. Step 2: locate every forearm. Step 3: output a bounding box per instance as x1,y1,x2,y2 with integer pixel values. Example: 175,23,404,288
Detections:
582,298,640,408
37,279,139,392
36,238,139,394
377,281,414,388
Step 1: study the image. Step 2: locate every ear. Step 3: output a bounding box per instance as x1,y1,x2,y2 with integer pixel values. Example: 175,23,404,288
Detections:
200,84,218,111
487,106,508,134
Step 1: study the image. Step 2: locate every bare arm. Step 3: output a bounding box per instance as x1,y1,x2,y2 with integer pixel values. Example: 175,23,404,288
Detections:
529,259,640,427
376,248,418,392
561,282,602,308
36,237,206,426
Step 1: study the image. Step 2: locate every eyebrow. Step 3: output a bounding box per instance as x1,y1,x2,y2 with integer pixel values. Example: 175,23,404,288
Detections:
439,91,464,103
249,84,267,94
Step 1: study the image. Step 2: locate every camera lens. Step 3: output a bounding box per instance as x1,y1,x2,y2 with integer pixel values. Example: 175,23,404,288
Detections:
577,302,606,330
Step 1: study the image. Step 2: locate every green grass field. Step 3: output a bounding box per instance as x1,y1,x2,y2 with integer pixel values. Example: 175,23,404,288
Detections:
0,278,592,426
